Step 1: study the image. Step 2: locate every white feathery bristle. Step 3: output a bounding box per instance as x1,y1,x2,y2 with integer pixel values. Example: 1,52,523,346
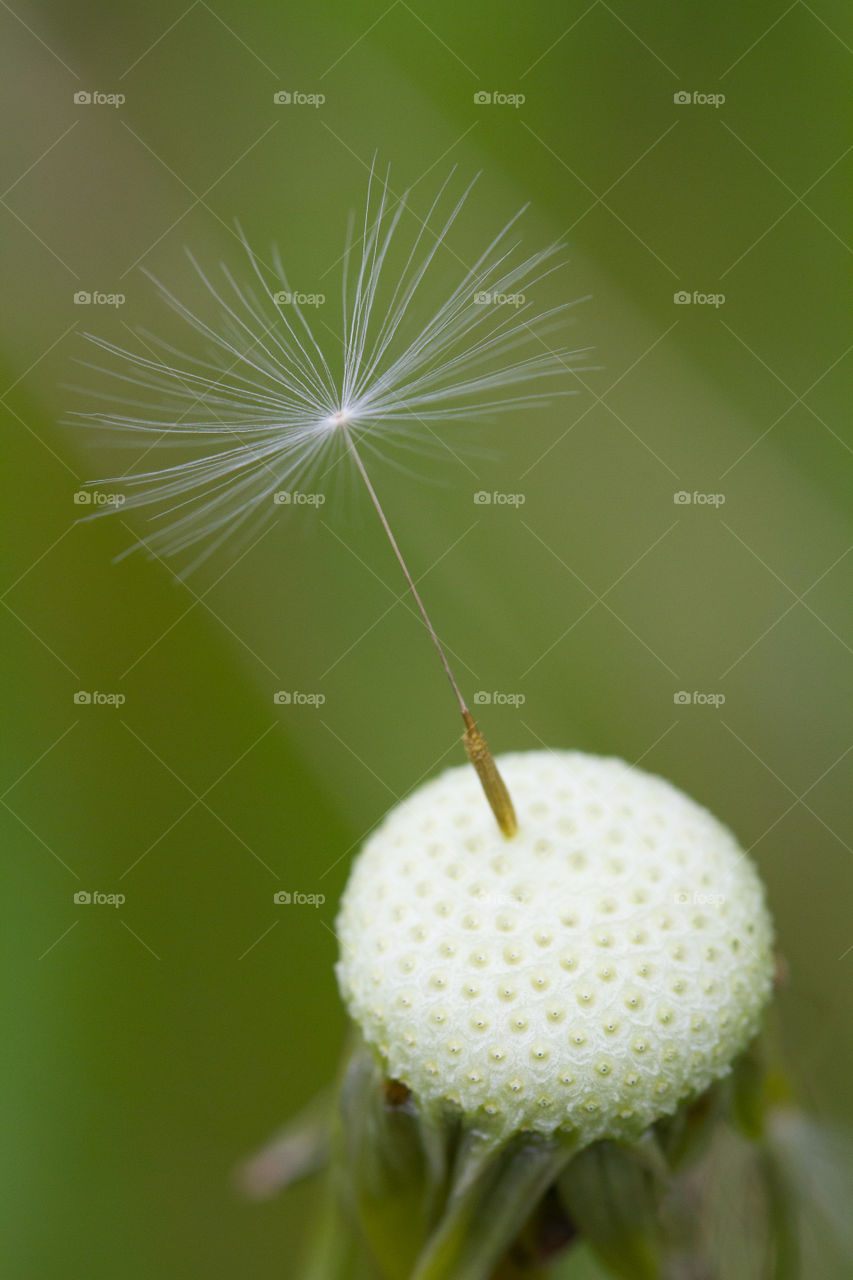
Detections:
336,751,775,1146
71,166,588,571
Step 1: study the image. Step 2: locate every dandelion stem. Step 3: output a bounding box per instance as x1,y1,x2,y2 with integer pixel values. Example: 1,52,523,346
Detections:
343,428,518,839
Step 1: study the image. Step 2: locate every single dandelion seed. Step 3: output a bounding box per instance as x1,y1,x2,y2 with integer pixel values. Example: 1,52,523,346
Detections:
71,163,588,837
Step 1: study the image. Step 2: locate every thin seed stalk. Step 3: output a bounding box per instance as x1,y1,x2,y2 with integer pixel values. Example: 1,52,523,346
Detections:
344,427,518,838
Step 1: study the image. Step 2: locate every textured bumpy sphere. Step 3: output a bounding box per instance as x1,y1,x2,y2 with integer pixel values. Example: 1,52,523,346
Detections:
336,752,774,1145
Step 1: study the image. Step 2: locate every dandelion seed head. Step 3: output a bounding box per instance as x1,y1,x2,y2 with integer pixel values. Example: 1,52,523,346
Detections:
336,751,775,1145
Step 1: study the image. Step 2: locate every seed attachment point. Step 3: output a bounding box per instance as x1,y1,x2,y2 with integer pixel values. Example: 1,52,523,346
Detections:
463,711,519,839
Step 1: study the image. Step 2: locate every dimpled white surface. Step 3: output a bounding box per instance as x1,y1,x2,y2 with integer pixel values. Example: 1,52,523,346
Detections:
336,751,774,1145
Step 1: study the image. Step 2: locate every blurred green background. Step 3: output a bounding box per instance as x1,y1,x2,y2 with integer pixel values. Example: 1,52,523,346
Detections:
1,1,851,1276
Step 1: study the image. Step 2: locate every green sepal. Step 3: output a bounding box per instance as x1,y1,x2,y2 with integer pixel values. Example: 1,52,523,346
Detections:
336,1036,580,1280
730,1037,769,1142
758,1139,800,1280
654,1078,730,1172
729,1011,795,1144
656,1116,802,1280
410,1127,577,1280
337,1039,448,1279
299,1164,368,1280
556,1137,667,1280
